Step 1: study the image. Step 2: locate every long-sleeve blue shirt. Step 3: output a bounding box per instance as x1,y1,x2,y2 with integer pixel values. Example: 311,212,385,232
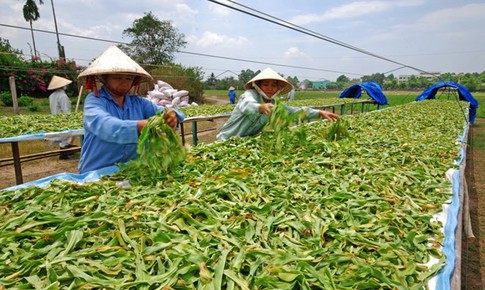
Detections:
78,87,185,173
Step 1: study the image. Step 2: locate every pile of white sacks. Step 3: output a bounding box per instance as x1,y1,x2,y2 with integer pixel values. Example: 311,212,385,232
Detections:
146,80,198,108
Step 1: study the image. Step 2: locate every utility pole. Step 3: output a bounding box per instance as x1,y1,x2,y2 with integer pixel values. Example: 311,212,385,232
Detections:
50,0,65,60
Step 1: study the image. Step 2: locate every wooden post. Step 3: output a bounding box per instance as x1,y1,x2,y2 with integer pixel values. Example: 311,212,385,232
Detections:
11,142,23,185
9,76,19,114
75,85,84,112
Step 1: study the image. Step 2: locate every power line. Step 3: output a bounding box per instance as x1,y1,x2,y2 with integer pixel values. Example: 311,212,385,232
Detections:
179,50,363,76
208,0,438,76
0,23,364,77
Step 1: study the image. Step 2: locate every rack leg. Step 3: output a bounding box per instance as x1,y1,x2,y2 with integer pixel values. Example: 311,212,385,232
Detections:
11,142,23,185
180,123,186,145
192,122,198,145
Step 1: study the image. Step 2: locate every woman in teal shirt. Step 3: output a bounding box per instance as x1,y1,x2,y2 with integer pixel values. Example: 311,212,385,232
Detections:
216,68,339,140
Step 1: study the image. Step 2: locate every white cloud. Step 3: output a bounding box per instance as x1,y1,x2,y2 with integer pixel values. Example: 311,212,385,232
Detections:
290,0,425,25
284,47,306,58
376,3,485,41
208,0,235,16
416,3,485,31
194,31,248,48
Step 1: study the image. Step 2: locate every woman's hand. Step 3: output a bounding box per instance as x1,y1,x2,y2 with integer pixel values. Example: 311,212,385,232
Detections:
163,109,178,130
319,110,339,122
137,119,148,134
259,103,275,115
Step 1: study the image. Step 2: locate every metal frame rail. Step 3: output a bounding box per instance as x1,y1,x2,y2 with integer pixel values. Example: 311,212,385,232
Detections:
0,131,84,185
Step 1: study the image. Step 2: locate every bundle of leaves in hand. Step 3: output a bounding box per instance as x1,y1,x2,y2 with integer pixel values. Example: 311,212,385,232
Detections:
327,118,350,141
124,111,186,178
261,102,306,152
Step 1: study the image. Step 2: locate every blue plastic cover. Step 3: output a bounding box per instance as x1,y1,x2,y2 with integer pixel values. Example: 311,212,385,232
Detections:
339,82,388,105
415,81,479,124
0,129,84,143
5,165,119,191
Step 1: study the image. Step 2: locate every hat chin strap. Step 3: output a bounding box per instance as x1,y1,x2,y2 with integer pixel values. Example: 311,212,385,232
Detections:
252,83,281,102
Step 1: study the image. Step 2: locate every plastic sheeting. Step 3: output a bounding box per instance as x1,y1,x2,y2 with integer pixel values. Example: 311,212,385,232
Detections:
415,81,479,124
5,165,119,191
0,129,84,143
339,82,388,105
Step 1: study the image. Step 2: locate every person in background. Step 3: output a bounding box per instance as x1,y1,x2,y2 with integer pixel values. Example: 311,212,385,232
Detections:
288,87,296,101
228,86,236,104
216,68,339,140
77,45,185,174
47,75,74,159
48,75,72,114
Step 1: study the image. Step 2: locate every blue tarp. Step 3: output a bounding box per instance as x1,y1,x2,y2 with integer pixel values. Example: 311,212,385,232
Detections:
339,82,388,105
5,165,120,191
415,81,479,124
0,129,84,143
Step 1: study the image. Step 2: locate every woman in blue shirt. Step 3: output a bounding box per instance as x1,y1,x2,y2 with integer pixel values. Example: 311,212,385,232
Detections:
77,46,184,173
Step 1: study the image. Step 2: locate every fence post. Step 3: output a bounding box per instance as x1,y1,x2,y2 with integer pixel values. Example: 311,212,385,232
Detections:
9,76,19,114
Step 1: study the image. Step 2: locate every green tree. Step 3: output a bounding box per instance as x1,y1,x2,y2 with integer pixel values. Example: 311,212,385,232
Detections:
361,73,385,86
0,38,23,64
460,73,480,91
440,72,458,83
217,76,238,90
382,74,397,90
286,76,299,87
335,74,350,90
22,0,44,60
121,12,187,65
1,38,24,92
205,73,217,89
238,69,257,85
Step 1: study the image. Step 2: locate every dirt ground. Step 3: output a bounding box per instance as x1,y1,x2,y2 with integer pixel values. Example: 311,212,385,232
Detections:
461,118,485,289
0,99,484,288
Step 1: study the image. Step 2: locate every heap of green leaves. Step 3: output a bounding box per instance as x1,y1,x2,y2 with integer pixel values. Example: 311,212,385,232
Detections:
0,112,84,138
326,118,351,141
0,100,464,289
119,111,186,183
260,102,307,153
178,104,234,118
282,97,352,107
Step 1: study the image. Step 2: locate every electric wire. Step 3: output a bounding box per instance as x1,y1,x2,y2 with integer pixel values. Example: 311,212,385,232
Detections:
0,23,363,77
209,0,471,122
209,0,436,75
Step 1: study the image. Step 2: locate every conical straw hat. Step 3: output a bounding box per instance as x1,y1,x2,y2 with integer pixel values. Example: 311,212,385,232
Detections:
244,68,293,95
48,75,72,90
78,45,152,81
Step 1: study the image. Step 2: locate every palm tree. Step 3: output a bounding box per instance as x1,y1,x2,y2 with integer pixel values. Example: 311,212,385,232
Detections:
22,0,44,60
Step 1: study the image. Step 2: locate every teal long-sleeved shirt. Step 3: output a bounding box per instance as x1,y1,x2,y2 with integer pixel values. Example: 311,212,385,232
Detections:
216,89,320,140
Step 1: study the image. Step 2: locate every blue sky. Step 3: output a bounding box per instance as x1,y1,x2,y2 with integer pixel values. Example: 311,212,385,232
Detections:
1,0,484,82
